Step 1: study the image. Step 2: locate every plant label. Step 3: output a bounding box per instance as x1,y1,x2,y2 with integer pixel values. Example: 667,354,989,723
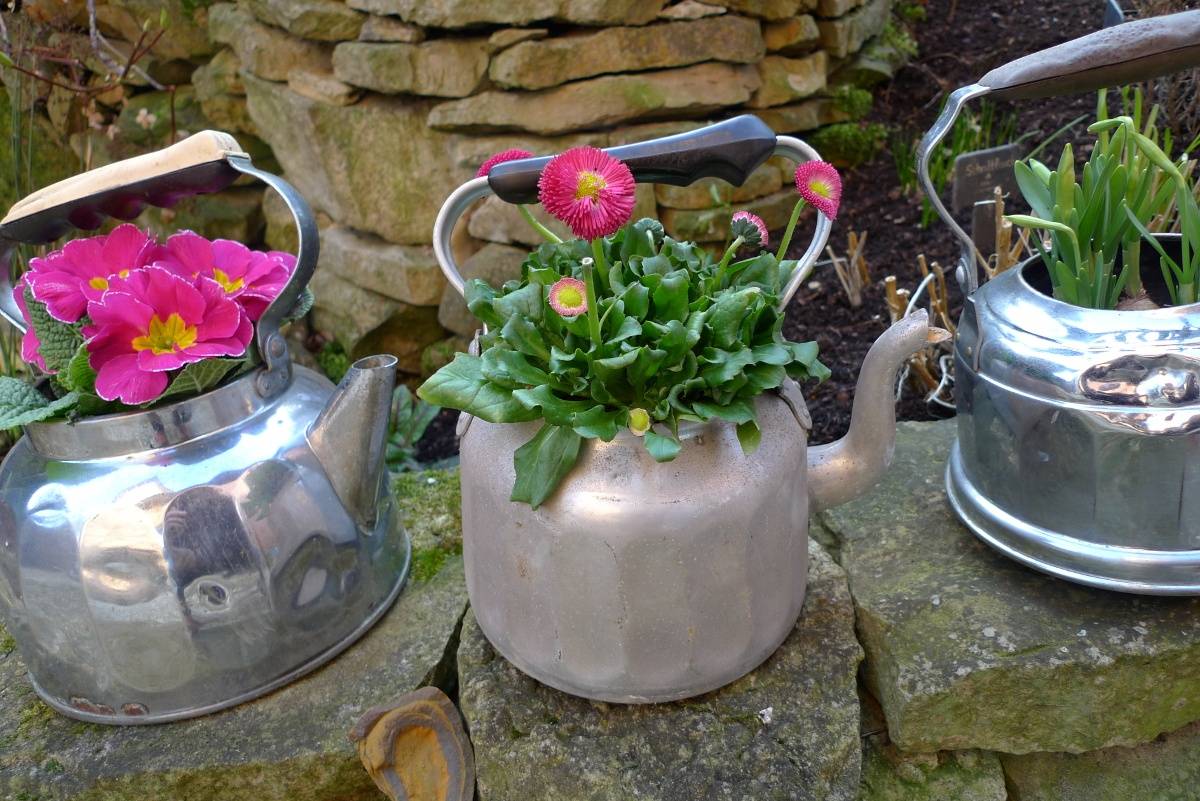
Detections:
952,144,1021,213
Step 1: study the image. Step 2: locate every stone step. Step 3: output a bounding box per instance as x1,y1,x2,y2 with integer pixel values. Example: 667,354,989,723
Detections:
458,537,864,801
822,419,1200,755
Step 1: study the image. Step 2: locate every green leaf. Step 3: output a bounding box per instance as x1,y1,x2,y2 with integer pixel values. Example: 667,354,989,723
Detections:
418,353,540,424
644,429,681,462
153,358,241,405
570,405,620,440
493,282,543,323
511,384,592,426
705,288,762,350
61,344,96,394
464,279,503,328
692,398,755,424
23,287,82,373
0,377,79,428
510,424,583,509
500,315,551,362
736,420,761,454
481,348,550,388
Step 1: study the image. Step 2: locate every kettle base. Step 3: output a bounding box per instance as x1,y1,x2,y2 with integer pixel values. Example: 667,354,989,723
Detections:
946,443,1200,596
25,531,412,726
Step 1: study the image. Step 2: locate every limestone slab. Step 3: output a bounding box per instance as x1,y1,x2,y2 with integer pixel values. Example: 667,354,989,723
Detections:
755,97,850,133
208,3,333,82
696,0,811,20
438,242,529,336
333,40,490,99
287,69,362,106
763,15,820,53
344,0,664,28
659,0,726,18
748,52,828,108
428,62,760,135
321,226,446,306
311,268,402,345
459,537,862,801
1001,721,1200,801
818,0,891,58
823,419,1200,754
244,73,465,245
488,16,763,91
243,0,366,41
0,550,467,800
358,15,425,43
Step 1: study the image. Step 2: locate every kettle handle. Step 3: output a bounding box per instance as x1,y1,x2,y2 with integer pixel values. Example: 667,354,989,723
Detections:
917,9,1200,295
432,115,833,311
0,130,318,400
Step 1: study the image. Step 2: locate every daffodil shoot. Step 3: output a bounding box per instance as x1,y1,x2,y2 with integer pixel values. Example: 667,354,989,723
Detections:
420,147,839,508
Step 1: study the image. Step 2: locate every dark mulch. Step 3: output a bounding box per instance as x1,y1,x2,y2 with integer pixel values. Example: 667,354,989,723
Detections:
415,0,1108,460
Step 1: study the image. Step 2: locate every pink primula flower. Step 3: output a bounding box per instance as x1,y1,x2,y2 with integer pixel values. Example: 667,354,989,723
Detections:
13,275,48,373
548,276,588,317
794,161,843,220
731,211,769,249
537,146,635,241
157,231,294,321
24,223,162,323
83,266,252,404
476,148,533,178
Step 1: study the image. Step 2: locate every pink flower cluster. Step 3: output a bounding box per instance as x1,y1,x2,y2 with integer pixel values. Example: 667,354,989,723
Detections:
17,224,295,405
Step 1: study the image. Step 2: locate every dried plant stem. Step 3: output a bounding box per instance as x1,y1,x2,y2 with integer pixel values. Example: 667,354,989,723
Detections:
827,230,870,308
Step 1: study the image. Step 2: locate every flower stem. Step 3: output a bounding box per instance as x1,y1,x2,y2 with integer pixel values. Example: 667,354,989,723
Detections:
775,199,807,263
518,205,562,244
581,256,602,347
590,237,610,289
715,236,745,289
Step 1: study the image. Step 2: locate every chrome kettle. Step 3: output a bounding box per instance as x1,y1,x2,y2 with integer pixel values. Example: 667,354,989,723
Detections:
0,131,409,723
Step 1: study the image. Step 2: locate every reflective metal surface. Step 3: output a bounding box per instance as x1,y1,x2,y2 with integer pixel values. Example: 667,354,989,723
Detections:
458,316,930,702
950,243,1200,594
0,364,410,723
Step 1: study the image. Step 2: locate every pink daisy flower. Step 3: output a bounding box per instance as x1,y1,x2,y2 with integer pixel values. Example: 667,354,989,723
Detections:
794,161,842,220
537,146,635,241
548,277,588,317
476,148,534,178
731,211,769,249
24,223,163,323
13,275,48,373
82,266,252,404
156,231,294,321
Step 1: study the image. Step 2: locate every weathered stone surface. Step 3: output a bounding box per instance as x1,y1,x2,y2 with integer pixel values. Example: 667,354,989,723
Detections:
311,268,403,346
262,179,336,253
345,0,665,27
429,62,760,134
100,0,215,60
358,15,425,42
695,0,811,19
288,69,362,106
0,515,466,801
244,0,366,41
659,0,725,18
244,73,463,244
763,15,820,53
142,186,266,243
115,86,209,147
333,40,490,98
487,27,548,52
209,3,333,82
460,537,862,801
818,0,891,58
489,16,763,91
755,97,850,133
1001,721,1200,801
355,304,446,374
817,0,865,15
467,196,569,247
832,31,914,88
193,49,259,136
857,690,1006,801
421,335,471,377
655,161,783,209
749,52,828,108
322,225,447,306
438,243,528,336
661,186,802,241
823,419,1200,754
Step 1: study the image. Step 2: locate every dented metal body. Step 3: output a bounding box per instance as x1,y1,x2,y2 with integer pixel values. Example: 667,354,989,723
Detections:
948,241,1200,594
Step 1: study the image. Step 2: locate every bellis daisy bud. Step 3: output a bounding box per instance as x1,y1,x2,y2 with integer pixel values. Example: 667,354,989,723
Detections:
730,211,768,249
538,146,636,241
476,149,534,178
794,161,843,220
548,276,588,317
628,407,651,437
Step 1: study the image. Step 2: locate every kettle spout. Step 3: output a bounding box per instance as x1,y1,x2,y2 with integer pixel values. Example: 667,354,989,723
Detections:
808,310,946,512
308,354,397,528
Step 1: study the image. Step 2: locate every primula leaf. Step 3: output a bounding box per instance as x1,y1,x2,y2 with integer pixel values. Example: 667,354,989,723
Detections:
153,358,242,405
61,344,97,394
0,377,79,428
23,287,82,374
418,353,540,424
644,429,681,462
510,423,583,509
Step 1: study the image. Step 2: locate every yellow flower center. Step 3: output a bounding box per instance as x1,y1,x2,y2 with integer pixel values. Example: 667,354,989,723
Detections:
808,179,832,199
556,285,584,309
212,268,244,294
131,313,198,356
575,171,607,202
88,269,131,292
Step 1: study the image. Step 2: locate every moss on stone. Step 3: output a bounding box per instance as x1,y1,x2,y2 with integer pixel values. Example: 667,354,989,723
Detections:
0,88,80,211
394,469,462,582
808,122,887,168
830,85,874,120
